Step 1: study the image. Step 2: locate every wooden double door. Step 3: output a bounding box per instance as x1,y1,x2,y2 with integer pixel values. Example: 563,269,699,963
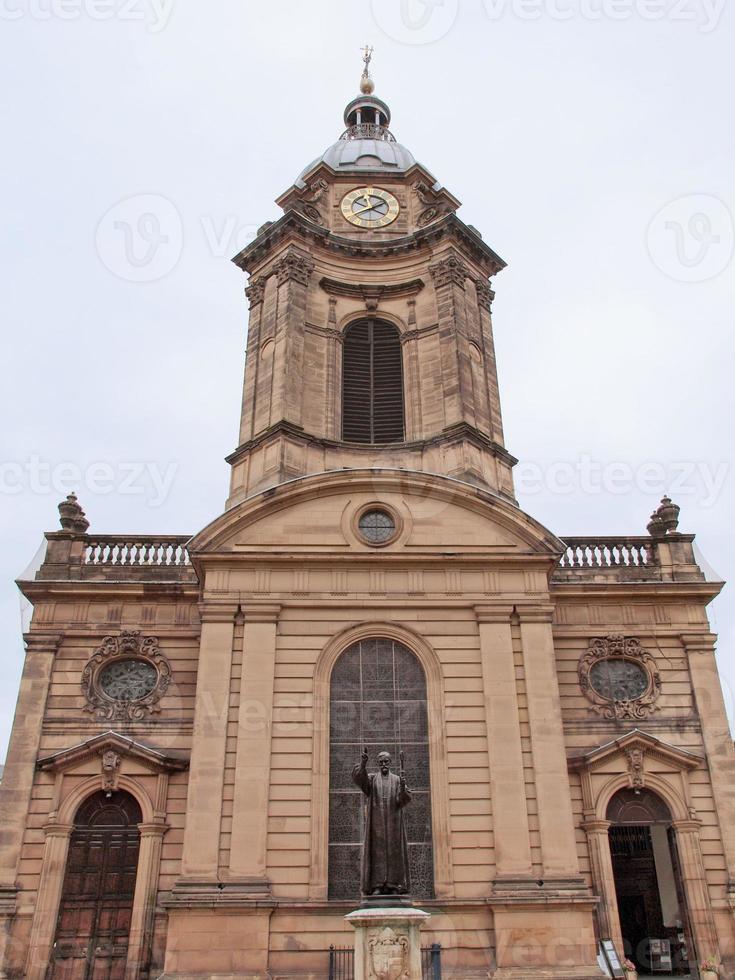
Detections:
48,792,142,980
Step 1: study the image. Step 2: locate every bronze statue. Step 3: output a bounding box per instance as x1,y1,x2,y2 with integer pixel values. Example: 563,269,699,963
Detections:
352,748,411,896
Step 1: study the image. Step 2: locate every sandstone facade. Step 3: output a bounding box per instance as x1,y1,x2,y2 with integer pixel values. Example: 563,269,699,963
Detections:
0,81,733,980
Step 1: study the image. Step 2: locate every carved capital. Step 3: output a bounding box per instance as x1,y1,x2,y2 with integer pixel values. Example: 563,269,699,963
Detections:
245,275,268,307
475,278,496,311
429,253,469,289
475,604,515,624
581,818,612,835
242,603,282,624
274,249,315,287
515,604,555,624
138,821,170,839
43,821,74,839
23,632,62,655
199,603,240,624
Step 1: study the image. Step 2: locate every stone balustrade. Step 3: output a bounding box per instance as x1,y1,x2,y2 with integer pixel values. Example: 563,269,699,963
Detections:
85,536,192,568
71,535,197,583
554,536,660,583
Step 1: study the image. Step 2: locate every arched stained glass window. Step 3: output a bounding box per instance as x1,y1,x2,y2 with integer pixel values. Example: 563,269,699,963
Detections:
328,638,434,900
342,318,405,443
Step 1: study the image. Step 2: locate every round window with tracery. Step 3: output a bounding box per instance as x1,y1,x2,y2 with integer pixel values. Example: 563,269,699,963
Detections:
99,659,159,702
358,508,396,545
589,658,648,701
578,636,660,720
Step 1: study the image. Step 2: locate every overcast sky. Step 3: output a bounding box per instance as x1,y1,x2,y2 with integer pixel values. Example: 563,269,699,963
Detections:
1,0,733,756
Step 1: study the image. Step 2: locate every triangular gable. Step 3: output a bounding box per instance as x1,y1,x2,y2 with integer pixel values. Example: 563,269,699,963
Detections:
37,731,188,774
569,729,701,773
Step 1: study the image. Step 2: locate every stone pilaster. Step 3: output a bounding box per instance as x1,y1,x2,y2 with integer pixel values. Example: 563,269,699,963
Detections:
682,632,735,904
0,631,61,976
271,247,314,428
238,275,267,445
673,818,719,963
429,252,475,430
178,603,238,882
475,605,533,880
517,606,585,882
475,277,506,448
125,822,168,980
25,822,73,980
582,818,623,946
227,604,281,894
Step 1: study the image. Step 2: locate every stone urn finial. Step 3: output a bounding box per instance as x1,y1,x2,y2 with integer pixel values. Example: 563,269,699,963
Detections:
657,495,680,533
647,495,680,538
58,493,90,534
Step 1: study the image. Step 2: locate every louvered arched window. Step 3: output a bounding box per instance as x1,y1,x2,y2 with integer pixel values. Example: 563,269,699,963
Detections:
342,318,405,443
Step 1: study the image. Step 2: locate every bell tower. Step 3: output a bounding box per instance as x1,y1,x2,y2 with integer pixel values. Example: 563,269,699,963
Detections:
226,62,516,509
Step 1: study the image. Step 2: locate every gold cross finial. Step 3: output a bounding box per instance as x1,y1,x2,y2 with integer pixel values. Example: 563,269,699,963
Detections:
360,44,375,94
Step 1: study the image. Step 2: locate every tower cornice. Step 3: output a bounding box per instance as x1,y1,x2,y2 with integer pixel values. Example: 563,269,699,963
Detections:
232,209,506,278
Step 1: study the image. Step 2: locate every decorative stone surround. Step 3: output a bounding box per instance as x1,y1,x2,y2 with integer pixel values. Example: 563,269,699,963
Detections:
81,630,172,722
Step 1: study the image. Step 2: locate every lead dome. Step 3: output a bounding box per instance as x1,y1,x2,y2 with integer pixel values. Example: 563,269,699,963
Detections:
296,92,419,187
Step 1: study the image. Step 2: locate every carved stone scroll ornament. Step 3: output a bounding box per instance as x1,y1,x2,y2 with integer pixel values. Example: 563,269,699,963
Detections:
367,926,410,980
578,635,661,720
413,180,452,228
82,630,171,722
297,177,329,224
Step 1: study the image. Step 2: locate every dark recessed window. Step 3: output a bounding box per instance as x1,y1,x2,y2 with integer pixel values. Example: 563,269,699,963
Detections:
328,638,434,901
358,509,396,544
98,660,158,702
589,658,648,701
342,318,404,444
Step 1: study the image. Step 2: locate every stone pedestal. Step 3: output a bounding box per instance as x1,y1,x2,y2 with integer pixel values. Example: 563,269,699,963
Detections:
345,907,430,980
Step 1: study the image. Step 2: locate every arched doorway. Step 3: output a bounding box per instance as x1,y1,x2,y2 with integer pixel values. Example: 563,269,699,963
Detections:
327,637,434,900
48,790,142,979
607,788,693,975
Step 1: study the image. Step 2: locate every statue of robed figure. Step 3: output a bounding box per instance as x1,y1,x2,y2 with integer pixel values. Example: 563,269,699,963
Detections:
352,748,412,896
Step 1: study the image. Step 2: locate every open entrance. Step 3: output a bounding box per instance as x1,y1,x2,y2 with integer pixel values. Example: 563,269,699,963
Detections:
49,790,142,980
607,788,693,977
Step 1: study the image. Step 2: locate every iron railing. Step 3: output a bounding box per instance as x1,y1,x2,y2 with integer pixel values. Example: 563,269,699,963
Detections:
328,943,441,980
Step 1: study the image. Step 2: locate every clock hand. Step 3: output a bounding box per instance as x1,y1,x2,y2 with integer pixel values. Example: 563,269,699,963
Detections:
353,200,387,216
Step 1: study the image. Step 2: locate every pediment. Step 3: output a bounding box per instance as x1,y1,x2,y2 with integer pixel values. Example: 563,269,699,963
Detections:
190,469,564,559
569,730,701,774
37,731,189,775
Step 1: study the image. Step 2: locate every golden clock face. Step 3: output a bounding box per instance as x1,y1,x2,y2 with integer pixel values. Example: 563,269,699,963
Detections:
341,187,400,229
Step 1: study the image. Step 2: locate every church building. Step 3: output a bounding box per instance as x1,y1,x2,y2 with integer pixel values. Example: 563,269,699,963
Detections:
1,60,734,980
